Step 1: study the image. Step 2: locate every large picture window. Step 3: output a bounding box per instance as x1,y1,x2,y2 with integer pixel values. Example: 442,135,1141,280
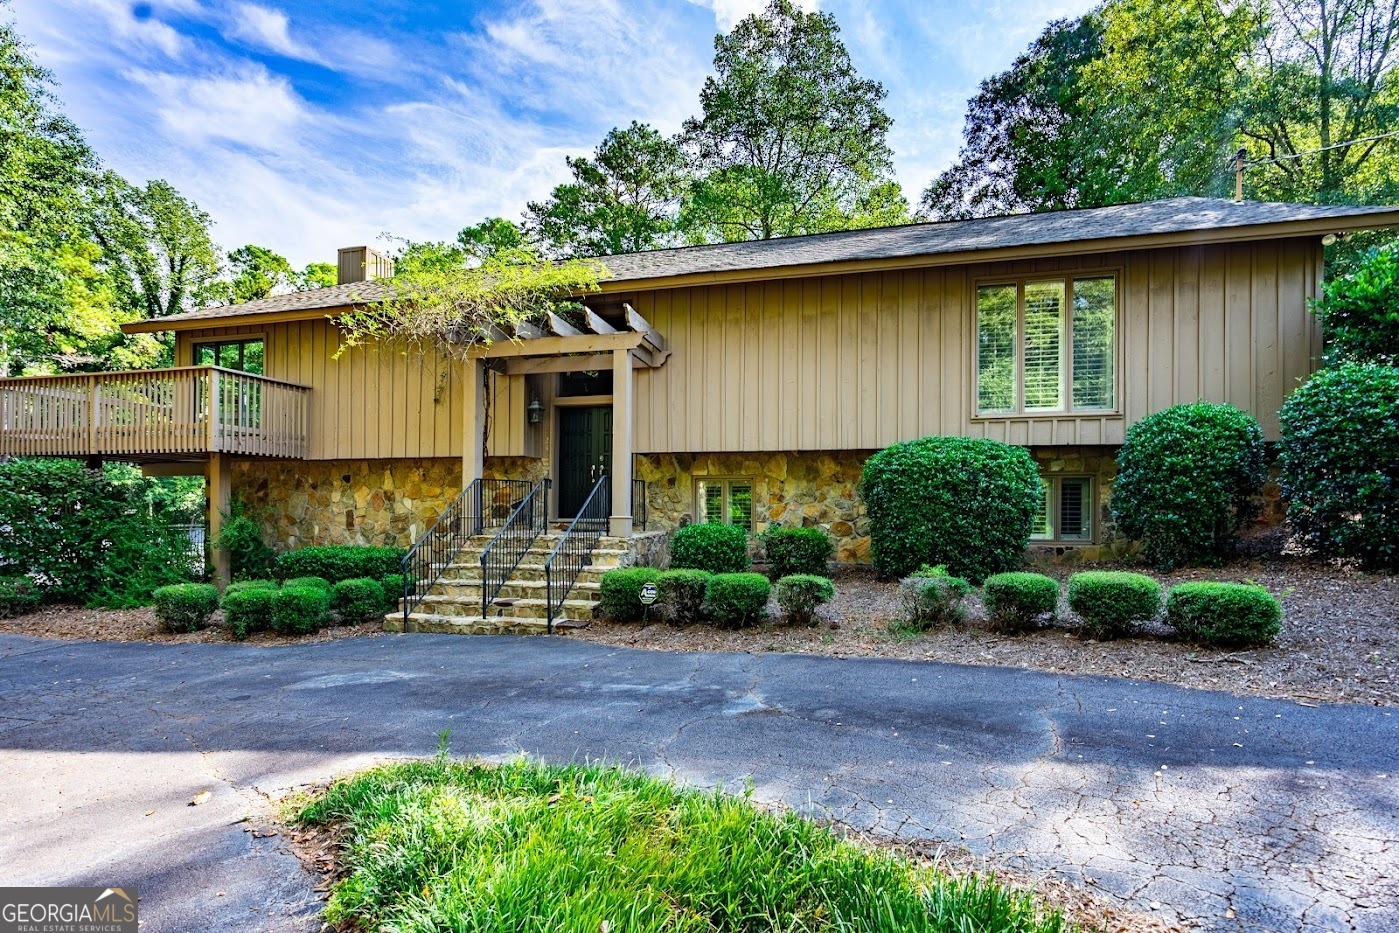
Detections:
976,276,1116,415
194,338,264,375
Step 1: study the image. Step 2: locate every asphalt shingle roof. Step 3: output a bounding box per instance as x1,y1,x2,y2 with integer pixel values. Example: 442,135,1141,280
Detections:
142,197,1399,328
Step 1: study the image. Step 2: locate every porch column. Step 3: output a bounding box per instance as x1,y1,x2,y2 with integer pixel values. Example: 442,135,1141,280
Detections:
206,452,232,588
463,357,486,484
609,347,633,538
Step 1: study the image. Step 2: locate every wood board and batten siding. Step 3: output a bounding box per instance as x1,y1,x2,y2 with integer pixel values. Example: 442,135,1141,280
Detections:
629,238,1322,450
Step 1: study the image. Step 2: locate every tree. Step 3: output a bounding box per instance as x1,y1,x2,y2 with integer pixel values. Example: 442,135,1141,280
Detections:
456,217,529,262
298,262,336,290
226,245,334,302
526,122,689,257
680,0,908,241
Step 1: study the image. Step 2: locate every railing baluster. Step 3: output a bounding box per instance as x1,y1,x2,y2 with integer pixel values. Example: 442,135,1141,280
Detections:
478,479,551,618
543,475,611,634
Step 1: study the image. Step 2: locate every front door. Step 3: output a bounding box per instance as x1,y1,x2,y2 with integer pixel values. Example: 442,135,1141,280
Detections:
557,406,611,517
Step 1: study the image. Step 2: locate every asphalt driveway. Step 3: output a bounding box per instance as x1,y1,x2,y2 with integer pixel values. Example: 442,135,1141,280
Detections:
0,632,1394,933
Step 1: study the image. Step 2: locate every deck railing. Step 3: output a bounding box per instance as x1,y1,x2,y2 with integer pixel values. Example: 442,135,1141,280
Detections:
0,366,310,459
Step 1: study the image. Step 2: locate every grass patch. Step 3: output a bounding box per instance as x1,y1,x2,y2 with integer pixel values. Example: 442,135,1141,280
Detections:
295,755,1074,932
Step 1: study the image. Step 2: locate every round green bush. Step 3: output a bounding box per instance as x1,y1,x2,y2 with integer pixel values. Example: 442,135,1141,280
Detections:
274,545,407,584
283,575,332,592
380,574,407,612
224,579,278,597
774,573,835,625
152,583,220,634
670,523,750,574
0,576,42,619
898,566,972,629
762,527,833,578
982,572,1059,634
861,436,1041,583
333,577,388,622
705,573,771,628
1279,363,1399,569
1165,581,1282,647
657,569,712,624
272,585,332,635
598,567,662,622
1067,571,1161,640
1111,403,1266,570
221,587,277,640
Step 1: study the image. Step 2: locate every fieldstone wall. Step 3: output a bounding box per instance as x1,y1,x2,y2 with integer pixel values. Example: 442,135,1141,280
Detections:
1030,446,1124,562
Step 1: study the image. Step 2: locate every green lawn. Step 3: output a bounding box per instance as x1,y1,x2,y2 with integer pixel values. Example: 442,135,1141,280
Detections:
295,754,1075,933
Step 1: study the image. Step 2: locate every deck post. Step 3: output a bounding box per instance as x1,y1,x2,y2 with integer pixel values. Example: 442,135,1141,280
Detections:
464,357,486,485
206,452,232,588
609,348,634,538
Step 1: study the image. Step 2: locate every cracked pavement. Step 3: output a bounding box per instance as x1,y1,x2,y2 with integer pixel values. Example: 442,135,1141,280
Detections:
0,632,1394,932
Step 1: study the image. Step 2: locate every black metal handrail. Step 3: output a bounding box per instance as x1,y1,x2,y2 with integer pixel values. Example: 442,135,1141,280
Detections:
631,478,647,531
402,479,482,624
543,475,610,633
479,478,551,617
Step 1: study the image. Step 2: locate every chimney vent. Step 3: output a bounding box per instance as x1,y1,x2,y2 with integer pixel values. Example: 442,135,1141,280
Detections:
337,246,393,285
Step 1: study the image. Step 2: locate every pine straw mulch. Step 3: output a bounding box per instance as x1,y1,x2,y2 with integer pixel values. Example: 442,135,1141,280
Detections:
0,604,384,646
577,555,1399,708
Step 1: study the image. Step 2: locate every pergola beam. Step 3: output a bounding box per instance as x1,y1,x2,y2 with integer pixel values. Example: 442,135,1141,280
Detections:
469,330,648,359
623,303,666,351
582,306,618,334
502,347,663,375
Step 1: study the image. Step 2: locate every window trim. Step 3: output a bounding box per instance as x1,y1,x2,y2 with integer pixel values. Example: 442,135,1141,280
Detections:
1030,474,1097,545
693,476,756,531
971,269,1122,419
190,334,268,374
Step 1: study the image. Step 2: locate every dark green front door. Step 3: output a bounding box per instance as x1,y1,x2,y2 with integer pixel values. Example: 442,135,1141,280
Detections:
557,406,611,517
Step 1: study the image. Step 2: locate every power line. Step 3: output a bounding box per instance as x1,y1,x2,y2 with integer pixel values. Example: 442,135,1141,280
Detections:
1242,129,1399,170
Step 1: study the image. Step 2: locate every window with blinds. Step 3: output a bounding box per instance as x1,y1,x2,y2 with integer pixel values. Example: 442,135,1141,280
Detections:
696,478,754,530
975,275,1116,415
1030,476,1093,543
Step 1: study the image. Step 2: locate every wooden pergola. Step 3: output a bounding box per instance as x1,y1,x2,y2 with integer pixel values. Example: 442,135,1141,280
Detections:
464,303,669,537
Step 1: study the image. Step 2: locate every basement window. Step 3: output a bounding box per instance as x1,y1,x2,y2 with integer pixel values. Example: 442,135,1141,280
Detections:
695,478,754,531
1031,476,1094,543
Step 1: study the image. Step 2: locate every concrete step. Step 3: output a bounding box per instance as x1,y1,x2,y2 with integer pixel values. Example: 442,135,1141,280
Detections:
435,565,610,587
414,595,598,622
448,548,629,572
426,579,601,602
385,612,591,635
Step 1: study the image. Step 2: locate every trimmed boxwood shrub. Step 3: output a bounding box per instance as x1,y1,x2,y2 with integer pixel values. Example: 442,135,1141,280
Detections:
222,587,277,640
152,583,220,633
274,545,407,584
380,574,407,612
1111,403,1266,570
982,572,1059,634
333,578,387,622
1165,581,1282,647
599,567,662,622
0,576,42,619
657,569,712,624
705,573,771,628
224,579,278,597
774,573,835,625
1279,363,1399,569
762,527,833,578
1067,571,1161,640
671,523,750,574
272,585,332,635
284,575,332,592
861,436,1041,583
898,566,972,629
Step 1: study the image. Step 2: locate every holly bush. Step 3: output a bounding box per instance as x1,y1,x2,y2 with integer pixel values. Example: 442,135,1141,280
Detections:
1311,244,1399,365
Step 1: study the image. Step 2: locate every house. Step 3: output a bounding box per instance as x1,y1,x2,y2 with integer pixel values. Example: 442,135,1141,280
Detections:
3,197,1397,632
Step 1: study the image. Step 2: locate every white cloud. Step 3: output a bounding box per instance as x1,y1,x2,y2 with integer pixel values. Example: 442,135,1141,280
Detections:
126,66,307,150
225,2,316,61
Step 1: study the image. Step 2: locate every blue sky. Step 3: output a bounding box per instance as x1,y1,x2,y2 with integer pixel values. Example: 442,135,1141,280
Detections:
11,0,1094,267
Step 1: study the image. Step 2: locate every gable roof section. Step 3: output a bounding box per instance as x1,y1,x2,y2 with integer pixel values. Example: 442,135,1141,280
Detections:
124,197,1399,333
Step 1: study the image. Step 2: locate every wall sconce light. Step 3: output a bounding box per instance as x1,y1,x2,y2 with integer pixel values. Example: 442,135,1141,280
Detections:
527,396,544,424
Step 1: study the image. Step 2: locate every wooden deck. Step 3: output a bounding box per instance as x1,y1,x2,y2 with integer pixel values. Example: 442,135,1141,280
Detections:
0,366,311,460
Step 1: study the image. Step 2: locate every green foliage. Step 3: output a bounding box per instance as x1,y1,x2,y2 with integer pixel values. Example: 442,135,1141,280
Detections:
774,573,835,625
1311,245,1399,365
0,576,41,618
151,583,220,634
215,500,275,581
0,458,198,607
221,587,276,641
1165,581,1282,647
598,567,662,622
526,122,689,257
273,545,407,584
332,578,388,622
681,0,908,241
762,526,834,578
380,574,406,612
656,569,712,624
982,573,1060,634
284,575,332,592
1111,403,1266,570
898,566,972,629
223,579,277,596
1278,363,1399,569
272,585,331,636
670,522,751,574
1066,571,1161,640
862,436,1041,583
705,572,772,628
296,757,1070,933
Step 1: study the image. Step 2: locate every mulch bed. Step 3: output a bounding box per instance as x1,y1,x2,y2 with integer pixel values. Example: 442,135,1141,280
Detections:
0,604,384,646
578,556,1399,707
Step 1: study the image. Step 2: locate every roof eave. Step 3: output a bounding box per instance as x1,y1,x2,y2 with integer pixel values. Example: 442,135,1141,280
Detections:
120,304,357,335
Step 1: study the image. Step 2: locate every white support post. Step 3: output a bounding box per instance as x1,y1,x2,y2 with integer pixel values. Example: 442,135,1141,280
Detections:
609,347,634,538
464,357,486,485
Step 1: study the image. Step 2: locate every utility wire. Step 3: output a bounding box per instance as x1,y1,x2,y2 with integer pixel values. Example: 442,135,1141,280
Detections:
1239,129,1399,171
